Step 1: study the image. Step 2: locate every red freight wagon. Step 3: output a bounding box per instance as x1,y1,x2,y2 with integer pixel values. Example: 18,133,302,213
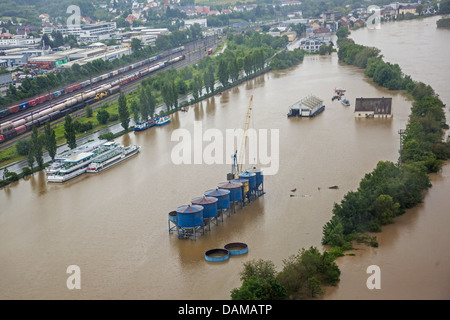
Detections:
28,98,38,107
37,95,47,104
8,105,20,113
14,125,27,135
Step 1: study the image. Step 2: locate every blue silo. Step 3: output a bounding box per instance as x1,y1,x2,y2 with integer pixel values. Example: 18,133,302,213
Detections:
238,171,256,191
204,188,230,211
217,181,243,202
175,204,204,228
191,196,218,219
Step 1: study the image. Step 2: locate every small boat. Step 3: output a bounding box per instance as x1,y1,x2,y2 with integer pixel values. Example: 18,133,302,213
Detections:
134,119,155,131
341,99,350,106
335,88,346,95
332,95,341,101
155,116,170,126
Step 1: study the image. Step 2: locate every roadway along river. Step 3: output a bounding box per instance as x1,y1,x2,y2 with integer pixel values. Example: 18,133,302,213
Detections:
0,16,448,299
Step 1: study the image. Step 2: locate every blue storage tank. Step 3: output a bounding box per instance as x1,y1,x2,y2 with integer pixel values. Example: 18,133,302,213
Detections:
204,188,230,210
176,204,204,228
239,171,256,191
231,178,249,197
191,196,218,219
247,167,263,188
217,181,243,202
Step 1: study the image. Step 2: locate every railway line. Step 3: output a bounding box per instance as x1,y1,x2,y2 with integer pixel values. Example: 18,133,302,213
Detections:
0,36,218,147
0,36,221,152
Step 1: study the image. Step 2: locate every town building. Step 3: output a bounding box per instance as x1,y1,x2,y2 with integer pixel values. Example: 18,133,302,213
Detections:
183,18,208,28
298,37,329,53
354,97,393,118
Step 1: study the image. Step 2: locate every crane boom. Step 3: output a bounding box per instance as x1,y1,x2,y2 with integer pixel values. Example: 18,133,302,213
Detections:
232,95,253,176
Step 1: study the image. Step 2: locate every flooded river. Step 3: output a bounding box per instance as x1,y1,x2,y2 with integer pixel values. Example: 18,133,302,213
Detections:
0,17,449,300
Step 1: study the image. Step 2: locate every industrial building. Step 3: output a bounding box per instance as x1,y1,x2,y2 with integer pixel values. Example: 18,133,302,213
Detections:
56,22,117,43
287,95,325,117
0,55,28,68
61,47,132,69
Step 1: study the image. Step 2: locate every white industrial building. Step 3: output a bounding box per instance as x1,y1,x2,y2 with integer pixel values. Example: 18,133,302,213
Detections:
56,22,117,43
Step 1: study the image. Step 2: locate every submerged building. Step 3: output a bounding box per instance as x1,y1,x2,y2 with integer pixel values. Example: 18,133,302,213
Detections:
287,95,325,117
354,97,392,118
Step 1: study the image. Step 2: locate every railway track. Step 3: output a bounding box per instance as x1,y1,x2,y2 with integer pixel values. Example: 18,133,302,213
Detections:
0,37,221,152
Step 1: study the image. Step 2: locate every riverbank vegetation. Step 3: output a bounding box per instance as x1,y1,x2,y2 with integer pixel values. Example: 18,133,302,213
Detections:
231,247,340,300
322,26,450,249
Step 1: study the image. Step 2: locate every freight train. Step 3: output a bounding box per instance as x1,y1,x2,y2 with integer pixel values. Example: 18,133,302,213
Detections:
0,53,185,144
0,46,185,120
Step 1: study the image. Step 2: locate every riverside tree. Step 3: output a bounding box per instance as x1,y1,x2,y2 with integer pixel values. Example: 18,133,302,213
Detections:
230,259,287,300
64,114,77,149
31,126,44,168
118,92,130,130
44,122,57,162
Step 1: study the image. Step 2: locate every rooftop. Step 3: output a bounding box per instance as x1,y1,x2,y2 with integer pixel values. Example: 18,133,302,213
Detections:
64,152,94,163
355,97,392,114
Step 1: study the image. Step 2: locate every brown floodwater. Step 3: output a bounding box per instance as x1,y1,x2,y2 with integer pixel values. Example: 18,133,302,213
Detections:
325,15,450,300
0,17,448,299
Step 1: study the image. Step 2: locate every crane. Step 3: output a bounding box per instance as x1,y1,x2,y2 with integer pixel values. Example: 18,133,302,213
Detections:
231,95,253,178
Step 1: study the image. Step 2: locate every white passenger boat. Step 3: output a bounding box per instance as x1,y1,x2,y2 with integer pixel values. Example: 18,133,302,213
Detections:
86,143,140,173
47,152,95,183
47,142,116,183
46,141,106,175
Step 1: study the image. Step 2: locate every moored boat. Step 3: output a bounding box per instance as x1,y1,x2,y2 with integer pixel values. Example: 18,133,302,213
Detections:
46,141,105,175
134,119,155,131
86,144,140,173
47,152,95,183
155,116,170,126
47,142,117,183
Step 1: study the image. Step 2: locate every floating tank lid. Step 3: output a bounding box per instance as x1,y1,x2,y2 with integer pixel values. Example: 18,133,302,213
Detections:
191,196,218,205
239,171,256,178
204,188,230,197
176,204,204,214
217,181,242,189
246,167,262,174
168,211,177,217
